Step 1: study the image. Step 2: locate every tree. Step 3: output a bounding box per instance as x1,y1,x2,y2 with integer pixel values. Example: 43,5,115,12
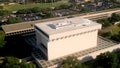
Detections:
80,8,90,13
7,17,22,24
0,10,10,16
116,51,120,68
0,30,6,48
2,56,20,68
30,7,41,13
110,0,117,3
94,0,100,5
59,4,71,9
117,23,120,27
110,31,120,42
0,6,3,10
9,0,14,2
20,60,36,68
101,31,112,38
95,52,118,68
17,7,42,14
97,19,111,27
61,56,83,68
45,11,54,18
17,9,31,14
108,13,120,24
2,56,36,68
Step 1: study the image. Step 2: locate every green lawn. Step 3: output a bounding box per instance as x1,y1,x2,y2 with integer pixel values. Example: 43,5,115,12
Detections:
112,25,120,35
99,25,120,39
3,1,71,11
100,25,120,35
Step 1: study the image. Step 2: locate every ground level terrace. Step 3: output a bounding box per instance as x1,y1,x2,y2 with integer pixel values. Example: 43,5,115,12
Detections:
25,36,120,68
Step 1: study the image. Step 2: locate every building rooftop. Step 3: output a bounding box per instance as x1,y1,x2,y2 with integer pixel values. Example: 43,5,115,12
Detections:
35,17,101,35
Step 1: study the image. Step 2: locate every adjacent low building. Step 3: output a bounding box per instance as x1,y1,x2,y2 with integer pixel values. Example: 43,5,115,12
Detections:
34,17,101,60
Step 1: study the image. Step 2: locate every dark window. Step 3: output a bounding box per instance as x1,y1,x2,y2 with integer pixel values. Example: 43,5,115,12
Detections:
35,26,49,38
41,43,47,50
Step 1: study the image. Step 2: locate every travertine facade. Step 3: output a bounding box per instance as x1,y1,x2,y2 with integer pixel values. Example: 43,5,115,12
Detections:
35,17,101,60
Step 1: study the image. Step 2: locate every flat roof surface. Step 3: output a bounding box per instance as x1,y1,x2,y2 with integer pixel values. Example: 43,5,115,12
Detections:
2,22,35,33
35,17,101,35
1,17,65,33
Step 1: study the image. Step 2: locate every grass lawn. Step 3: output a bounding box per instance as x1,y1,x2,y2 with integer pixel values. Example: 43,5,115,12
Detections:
99,25,120,39
3,1,71,11
100,25,120,35
111,25,120,35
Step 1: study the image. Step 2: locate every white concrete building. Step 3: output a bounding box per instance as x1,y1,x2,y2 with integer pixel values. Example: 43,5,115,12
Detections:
34,17,101,61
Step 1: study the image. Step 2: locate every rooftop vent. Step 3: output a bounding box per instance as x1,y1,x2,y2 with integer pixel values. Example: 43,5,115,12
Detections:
48,18,91,29
81,19,91,25
48,19,72,29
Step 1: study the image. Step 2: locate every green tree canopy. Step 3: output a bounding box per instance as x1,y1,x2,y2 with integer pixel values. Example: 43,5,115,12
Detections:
7,17,22,24
101,31,112,38
17,7,42,14
108,13,120,24
17,9,32,14
30,7,41,13
0,30,6,48
111,32,120,42
61,56,83,68
95,52,118,68
20,60,36,68
97,19,111,27
0,6,3,9
2,56,36,68
59,4,70,9
0,10,10,16
2,56,20,68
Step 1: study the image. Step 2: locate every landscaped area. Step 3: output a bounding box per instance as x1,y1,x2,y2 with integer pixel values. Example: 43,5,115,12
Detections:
0,1,120,68
112,25,120,35
3,1,71,11
0,0,120,25
100,25,120,35
97,13,120,42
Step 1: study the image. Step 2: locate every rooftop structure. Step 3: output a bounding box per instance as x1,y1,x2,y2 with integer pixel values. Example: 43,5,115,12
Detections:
35,17,101,36
35,17,101,61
